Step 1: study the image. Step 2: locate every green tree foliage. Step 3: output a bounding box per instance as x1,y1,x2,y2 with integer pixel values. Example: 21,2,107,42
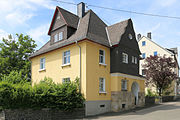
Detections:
0,34,37,80
0,77,84,111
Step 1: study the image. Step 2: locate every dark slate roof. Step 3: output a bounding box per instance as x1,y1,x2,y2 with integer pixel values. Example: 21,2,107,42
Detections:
106,19,129,46
57,7,79,29
30,7,132,58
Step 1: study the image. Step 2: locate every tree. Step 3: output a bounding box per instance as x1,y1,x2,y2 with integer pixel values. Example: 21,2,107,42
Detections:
0,34,37,80
143,55,177,96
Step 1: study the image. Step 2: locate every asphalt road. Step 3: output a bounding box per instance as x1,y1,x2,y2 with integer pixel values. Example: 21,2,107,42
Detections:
86,101,180,120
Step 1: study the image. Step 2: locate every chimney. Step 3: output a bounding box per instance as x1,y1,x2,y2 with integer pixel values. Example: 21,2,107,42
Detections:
77,2,85,18
147,32,151,39
137,33,141,40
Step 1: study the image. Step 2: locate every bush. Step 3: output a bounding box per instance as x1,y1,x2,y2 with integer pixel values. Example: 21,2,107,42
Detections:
0,77,84,111
146,89,158,97
0,70,28,84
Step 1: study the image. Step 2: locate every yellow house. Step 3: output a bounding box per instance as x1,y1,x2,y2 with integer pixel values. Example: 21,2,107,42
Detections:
30,2,145,116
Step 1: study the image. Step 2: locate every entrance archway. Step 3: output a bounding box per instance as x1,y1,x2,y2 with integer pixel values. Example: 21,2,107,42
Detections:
131,82,139,105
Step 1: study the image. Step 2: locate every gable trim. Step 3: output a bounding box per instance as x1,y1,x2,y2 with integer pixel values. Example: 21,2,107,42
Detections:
105,27,112,47
48,6,68,35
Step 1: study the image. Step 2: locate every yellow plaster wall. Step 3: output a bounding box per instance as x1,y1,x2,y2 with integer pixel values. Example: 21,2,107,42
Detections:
31,41,87,98
111,75,145,92
86,41,111,101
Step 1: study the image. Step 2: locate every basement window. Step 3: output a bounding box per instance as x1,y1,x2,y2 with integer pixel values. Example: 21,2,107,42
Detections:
122,104,126,109
100,104,105,108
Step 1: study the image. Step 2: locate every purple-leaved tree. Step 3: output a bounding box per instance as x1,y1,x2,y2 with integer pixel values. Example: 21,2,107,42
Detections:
143,55,177,96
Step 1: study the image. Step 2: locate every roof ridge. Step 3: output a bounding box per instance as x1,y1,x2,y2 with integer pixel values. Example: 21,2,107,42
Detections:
57,6,78,17
108,18,130,27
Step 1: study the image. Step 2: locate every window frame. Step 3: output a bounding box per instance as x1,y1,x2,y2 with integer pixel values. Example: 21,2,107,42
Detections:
132,56,134,63
62,77,70,83
40,58,45,70
142,41,146,46
154,51,157,56
142,69,146,76
134,57,137,64
62,50,70,65
142,53,146,59
99,50,105,64
121,79,127,91
54,33,58,42
99,78,106,93
59,32,63,41
122,53,128,64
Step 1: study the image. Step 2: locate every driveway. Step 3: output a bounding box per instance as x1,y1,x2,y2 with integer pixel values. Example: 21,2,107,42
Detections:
85,101,180,120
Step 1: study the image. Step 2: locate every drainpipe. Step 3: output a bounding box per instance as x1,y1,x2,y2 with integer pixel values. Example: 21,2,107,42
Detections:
75,40,81,93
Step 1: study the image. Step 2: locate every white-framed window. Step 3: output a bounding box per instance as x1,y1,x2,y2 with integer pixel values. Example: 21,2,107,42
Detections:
142,69,146,76
40,58,45,70
121,80,127,91
122,53,128,63
132,56,134,63
63,50,70,65
99,50,105,64
59,32,63,41
62,78,70,83
99,78,105,92
142,41,146,46
142,53,146,59
134,57,137,64
54,34,58,42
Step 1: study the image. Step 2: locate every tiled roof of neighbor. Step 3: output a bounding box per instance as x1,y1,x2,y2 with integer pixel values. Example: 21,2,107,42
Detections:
106,19,129,46
30,7,131,58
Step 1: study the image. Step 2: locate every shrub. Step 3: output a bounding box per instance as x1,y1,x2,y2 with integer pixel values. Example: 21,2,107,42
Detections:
146,89,158,97
0,77,84,111
0,70,28,84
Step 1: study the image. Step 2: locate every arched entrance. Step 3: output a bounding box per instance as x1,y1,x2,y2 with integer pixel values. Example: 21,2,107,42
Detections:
131,82,139,105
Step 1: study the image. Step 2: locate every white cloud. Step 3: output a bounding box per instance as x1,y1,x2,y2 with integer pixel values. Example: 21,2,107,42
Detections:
0,0,56,27
157,0,177,7
0,29,9,41
27,24,50,45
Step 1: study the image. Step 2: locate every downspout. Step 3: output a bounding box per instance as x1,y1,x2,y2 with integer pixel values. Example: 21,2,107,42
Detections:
76,40,81,93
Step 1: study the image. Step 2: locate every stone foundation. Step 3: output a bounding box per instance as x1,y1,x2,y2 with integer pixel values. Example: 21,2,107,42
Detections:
111,91,145,112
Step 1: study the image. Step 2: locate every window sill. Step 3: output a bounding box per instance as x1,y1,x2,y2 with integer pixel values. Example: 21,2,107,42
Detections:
99,91,107,94
61,63,71,67
99,63,107,66
39,69,46,72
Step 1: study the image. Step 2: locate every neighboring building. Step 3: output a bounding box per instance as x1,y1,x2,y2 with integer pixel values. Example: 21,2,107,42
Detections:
138,33,179,95
30,2,145,116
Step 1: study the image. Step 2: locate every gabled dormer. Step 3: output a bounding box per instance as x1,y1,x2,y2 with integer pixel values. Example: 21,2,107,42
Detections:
48,6,79,45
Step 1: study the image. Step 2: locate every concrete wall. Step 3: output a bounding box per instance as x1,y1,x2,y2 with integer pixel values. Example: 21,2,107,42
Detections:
3,108,85,120
85,100,111,116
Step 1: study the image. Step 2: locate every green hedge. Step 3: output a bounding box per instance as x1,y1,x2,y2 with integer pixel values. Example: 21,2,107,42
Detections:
0,75,84,111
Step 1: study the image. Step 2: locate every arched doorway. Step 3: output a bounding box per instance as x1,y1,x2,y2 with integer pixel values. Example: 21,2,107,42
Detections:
131,82,139,105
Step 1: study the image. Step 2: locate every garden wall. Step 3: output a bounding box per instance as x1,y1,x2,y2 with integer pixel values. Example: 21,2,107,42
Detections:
3,108,85,120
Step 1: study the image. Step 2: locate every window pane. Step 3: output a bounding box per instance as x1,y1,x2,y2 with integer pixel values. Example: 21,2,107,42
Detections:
64,57,67,64
59,32,63,40
100,50,104,55
142,53,146,58
142,41,146,46
54,34,58,42
154,51,157,56
99,78,105,92
67,56,70,63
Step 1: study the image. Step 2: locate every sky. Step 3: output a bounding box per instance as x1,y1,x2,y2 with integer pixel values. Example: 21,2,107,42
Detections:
0,0,180,62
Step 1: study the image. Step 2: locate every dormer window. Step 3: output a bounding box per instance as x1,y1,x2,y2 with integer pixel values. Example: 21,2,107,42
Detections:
54,32,63,42
59,32,63,41
54,34,58,42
